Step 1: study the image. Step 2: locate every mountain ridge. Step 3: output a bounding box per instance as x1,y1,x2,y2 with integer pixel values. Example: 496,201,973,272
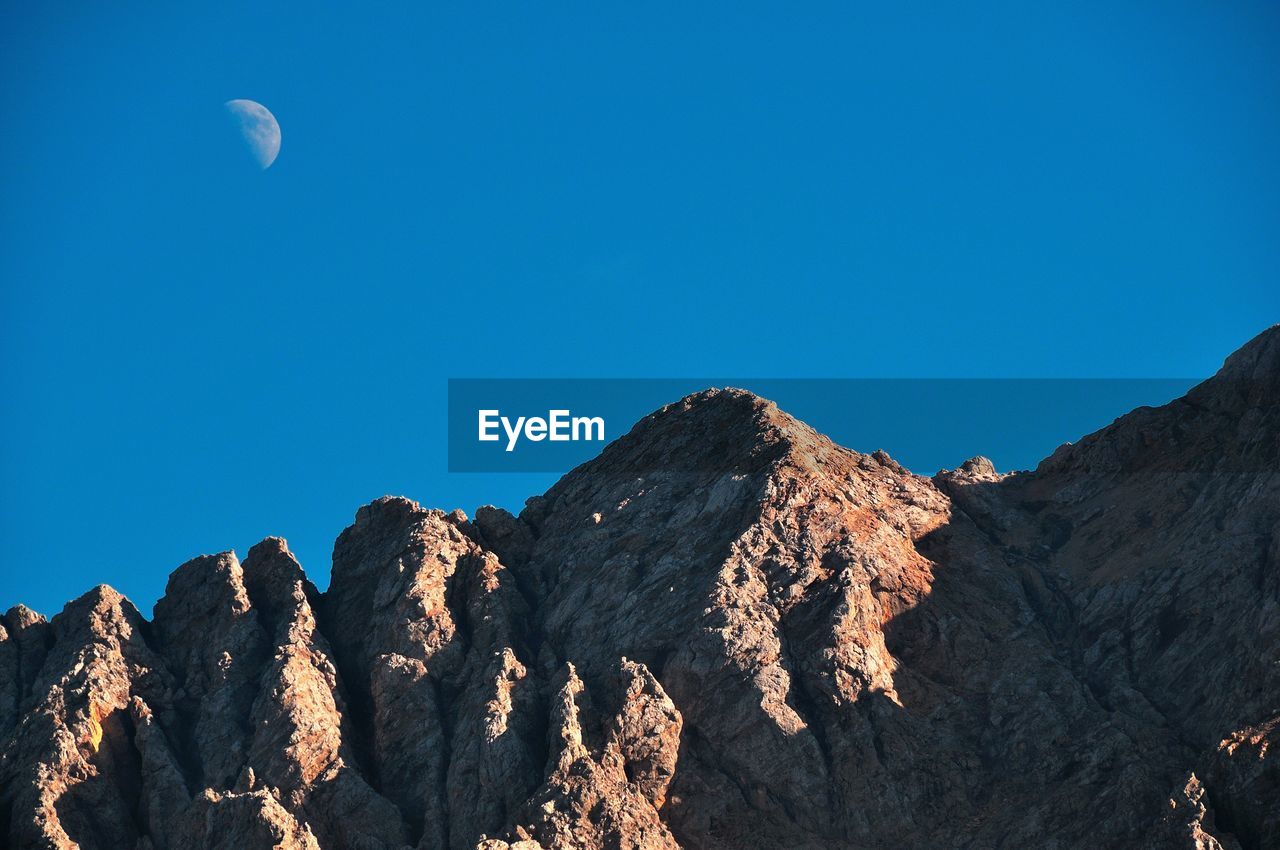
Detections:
1,327,1277,849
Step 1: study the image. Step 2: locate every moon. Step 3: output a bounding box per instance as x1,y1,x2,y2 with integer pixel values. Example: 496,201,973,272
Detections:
224,99,281,170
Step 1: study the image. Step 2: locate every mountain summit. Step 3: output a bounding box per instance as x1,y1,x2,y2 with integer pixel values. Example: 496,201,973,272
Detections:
2,329,1277,850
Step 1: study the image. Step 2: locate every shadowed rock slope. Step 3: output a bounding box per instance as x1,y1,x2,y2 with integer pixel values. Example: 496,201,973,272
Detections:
2,327,1277,849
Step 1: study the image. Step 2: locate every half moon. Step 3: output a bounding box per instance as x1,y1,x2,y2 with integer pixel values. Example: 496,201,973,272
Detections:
224,99,281,170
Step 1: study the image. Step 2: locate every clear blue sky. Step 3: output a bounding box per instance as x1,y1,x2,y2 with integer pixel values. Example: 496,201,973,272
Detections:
2,3,1277,616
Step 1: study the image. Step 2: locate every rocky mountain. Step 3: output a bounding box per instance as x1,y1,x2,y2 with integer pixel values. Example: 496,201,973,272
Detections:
2,327,1277,850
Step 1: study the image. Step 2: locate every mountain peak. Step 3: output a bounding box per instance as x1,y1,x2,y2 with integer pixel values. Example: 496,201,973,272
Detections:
551,387,838,487
1217,323,1280,380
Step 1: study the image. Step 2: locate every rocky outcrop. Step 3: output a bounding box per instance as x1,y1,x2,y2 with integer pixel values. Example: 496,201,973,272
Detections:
1,327,1277,849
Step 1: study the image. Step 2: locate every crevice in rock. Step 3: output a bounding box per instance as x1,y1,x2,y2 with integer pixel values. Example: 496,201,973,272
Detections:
776,617,834,777
443,557,476,661
163,674,209,794
432,671,457,850
318,637,381,792
57,705,145,848
1205,783,1260,850
1155,599,1189,654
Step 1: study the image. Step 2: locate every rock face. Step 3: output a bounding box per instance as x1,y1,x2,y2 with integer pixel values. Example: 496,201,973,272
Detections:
2,327,1277,850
